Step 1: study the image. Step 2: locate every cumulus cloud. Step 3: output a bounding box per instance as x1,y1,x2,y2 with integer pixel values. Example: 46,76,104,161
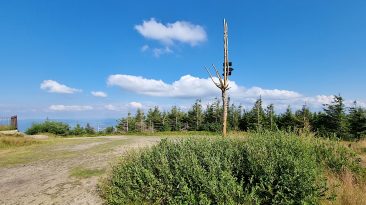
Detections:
91,91,107,98
129,101,143,109
104,102,143,111
107,74,359,111
135,18,207,46
107,74,301,100
49,105,93,111
107,74,217,98
40,80,81,94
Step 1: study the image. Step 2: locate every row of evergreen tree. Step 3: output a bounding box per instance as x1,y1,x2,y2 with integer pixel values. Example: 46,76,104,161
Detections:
116,95,366,140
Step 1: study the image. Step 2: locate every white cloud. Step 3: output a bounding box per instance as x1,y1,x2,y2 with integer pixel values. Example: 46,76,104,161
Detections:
129,102,143,109
107,74,217,98
135,18,207,46
355,101,366,108
107,74,301,100
104,102,143,111
105,104,121,111
153,46,173,57
107,74,366,111
40,80,81,94
91,91,107,98
49,105,93,111
141,45,149,52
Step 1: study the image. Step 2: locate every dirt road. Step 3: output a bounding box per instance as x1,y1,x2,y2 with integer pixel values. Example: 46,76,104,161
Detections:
0,136,160,205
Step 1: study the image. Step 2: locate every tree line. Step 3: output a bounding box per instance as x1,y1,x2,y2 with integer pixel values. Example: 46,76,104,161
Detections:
117,95,366,140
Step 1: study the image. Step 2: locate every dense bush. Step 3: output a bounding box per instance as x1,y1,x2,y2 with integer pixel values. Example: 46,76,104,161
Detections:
25,121,115,136
26,121,70,135
102,132,362,204
312,138,362,175
104,126,114,134
242,132,326,204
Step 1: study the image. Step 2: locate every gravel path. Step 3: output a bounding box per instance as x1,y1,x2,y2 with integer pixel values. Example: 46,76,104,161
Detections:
0,136,160,205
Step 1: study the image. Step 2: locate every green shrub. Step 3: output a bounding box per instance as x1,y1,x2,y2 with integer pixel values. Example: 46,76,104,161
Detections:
243,132,327,204
311,138,363,176
25,121,70,135
69,124,86,135
102,132,345,204
104,126,114,134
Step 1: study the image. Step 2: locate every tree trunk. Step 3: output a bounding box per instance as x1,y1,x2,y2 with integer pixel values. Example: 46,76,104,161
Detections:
222,89,228,137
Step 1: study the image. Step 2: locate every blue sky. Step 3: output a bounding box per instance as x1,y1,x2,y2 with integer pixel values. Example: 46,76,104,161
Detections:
1,0,366,119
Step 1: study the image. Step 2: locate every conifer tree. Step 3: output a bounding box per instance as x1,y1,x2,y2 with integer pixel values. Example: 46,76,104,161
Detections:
188,99,204,131
246,98,265,131
265,104,276,131
278,106,297,131
348,101,366,139
323,95,348,138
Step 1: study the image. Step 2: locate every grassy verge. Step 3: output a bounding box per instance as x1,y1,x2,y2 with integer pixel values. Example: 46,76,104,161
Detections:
70,166,105,179
0,141,79,167
0,125,15,131
0,135,137,167
322,138,366,205
0,133,42,149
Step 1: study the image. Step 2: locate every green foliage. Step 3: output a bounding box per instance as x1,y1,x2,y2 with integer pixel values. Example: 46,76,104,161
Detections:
187,99,204,131
69,124,85,135
25,121,70,135
312,138,362,175
322,95,349,139
104,126,114,134
25,121,106,136
348,101,366,139
102,132,362,204
115,95,366,140
202,100,222,132
102,137,246,204
245,98,266,131
242,132,327,204
84,123,96,135
277,106,298,131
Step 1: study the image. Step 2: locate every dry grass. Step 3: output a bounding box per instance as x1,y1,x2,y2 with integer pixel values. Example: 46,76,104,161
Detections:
0,134,41,149
323,170,366,205
0,125,15,131
343,139,366,167
322,138,366,205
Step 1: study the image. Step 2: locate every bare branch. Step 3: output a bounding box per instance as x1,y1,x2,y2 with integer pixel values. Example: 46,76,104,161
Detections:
205,66,221,88
212,64,224,86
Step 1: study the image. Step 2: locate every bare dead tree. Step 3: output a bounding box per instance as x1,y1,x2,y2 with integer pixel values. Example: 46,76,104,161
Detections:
205,19,233,137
